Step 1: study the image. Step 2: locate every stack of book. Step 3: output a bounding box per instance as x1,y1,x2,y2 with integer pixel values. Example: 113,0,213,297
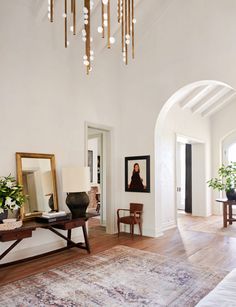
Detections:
36,211,70,223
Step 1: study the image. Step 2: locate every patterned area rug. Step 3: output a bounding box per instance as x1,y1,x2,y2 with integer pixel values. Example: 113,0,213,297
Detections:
1,246,227,307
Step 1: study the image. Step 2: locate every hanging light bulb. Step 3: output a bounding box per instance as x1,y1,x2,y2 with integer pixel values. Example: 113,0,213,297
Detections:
97,26,103,33
109,37,116,44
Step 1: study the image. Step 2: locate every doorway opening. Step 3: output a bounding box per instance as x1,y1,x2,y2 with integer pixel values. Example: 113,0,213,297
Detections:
176,135,206,219
155,80,235,233
176,140,190,214
85,123,114,234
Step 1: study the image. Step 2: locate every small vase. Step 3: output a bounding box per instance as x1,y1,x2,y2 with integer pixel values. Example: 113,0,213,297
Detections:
226,189,236,201
0,209,8,223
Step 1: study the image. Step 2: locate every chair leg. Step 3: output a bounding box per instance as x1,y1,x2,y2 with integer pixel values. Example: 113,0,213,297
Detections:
131,224,134,237
138,222,142,236
117,220,120,237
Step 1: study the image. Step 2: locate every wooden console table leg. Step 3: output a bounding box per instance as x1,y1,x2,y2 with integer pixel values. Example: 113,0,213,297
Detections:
223,203,228,228
67,229,72,248
0,239,22,261
82,225,90,253
229,204,233,225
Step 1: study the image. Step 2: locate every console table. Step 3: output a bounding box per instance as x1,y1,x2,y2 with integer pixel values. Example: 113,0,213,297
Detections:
216,198,236,227
0,217,90,268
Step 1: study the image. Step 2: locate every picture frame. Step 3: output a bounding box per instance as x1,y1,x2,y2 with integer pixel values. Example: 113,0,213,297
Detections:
125,155,150,193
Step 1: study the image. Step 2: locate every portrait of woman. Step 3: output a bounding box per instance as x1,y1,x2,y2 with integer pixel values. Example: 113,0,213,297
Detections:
128,163,145,191
125,156,150,193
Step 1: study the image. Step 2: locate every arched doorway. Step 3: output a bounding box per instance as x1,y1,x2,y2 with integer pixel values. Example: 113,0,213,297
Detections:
155,80,236,232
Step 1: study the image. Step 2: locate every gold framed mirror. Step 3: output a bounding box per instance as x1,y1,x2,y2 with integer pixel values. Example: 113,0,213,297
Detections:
16,152,58,220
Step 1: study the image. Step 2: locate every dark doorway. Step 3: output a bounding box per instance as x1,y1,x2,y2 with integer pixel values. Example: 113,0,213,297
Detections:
185,144,192,213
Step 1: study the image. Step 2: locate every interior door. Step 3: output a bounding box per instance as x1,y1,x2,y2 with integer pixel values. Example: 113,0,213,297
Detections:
185,144,192,214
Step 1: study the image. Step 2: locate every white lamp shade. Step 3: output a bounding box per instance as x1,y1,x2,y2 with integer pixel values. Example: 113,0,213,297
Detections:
42,171,53,195
62,167,91,192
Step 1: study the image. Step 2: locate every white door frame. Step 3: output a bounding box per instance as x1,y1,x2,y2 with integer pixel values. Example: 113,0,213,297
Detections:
84,122,115,234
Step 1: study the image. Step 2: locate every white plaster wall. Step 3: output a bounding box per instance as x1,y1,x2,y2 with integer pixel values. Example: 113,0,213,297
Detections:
211,99,236,214
192,143,211,217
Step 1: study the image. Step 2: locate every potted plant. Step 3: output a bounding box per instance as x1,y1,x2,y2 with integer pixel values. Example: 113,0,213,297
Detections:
207,162,236,200
0,175,26,222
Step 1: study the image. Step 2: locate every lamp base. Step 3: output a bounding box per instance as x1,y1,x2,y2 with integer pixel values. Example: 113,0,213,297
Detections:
66,192,89,218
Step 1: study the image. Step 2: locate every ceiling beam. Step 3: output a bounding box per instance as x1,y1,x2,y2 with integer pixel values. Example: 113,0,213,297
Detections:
180,85,213,109
191,86,231,114
202,91,236,117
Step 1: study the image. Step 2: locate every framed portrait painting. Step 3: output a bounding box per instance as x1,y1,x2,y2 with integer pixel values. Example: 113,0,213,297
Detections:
125,155,150,193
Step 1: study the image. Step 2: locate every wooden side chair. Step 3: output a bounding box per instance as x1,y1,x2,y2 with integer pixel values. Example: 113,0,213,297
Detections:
117,203,143,237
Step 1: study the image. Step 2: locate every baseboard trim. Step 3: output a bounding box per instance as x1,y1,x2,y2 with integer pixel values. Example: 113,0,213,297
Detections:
161,220,177,232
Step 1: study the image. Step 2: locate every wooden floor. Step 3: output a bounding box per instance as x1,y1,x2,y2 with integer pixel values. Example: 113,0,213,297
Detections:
1,213,236,286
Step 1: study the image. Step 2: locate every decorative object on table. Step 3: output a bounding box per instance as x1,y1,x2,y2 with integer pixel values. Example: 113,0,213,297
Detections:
35,211,71,223
0,218,23,231
125,155,150,192
62,167,91,218
42,170,55,212
0,246,227,306
207,162,236,200
0,175,25,223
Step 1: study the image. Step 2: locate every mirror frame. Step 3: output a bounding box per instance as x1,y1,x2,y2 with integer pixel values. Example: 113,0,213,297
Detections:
16,152,59,220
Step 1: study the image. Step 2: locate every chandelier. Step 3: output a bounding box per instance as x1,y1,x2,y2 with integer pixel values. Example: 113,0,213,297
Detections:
48,0,136,74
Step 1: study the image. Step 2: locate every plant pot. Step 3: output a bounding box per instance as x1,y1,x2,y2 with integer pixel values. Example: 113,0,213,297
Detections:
226,189,236,201
0,209,8,223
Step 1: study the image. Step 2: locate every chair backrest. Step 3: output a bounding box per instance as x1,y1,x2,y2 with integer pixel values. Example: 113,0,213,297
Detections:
130,203,143,214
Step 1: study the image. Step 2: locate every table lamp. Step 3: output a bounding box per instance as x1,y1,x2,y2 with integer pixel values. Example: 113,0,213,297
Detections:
62,167,91,218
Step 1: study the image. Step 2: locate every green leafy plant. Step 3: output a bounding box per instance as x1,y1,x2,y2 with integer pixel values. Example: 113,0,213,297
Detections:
0,175,25,214
207,162,236,192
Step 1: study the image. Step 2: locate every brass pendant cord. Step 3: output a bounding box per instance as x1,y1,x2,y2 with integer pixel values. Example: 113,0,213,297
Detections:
102,0,105,38
50,0,54,22
132,0,134,59
125,0,128,65
64,0,68,48
107,0,111,49
84,0,91,75
73,0,76,35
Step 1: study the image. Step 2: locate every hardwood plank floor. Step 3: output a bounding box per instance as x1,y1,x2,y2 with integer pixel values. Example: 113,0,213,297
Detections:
1,214,236,286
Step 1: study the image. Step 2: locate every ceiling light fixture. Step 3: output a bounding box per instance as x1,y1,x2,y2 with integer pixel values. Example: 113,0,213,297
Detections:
48,0,136,74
